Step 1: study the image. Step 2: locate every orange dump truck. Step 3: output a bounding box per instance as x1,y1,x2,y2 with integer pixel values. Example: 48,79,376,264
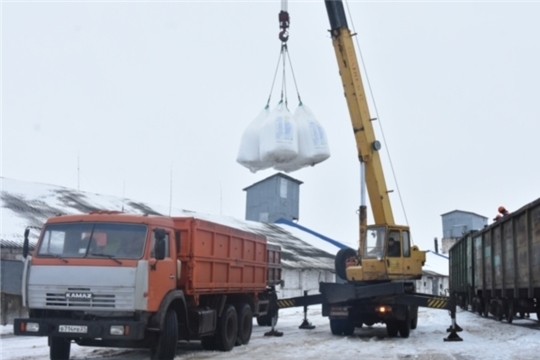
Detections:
14,211,282,360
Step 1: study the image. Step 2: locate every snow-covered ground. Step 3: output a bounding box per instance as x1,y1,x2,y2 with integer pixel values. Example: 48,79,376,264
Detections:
2,306,539,360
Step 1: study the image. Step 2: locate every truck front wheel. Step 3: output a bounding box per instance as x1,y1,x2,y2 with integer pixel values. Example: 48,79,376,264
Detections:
49,337,71,360
150,309,178,360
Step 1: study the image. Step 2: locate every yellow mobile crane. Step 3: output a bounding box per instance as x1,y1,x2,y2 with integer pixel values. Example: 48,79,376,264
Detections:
324,1,426,282
272,1,463,341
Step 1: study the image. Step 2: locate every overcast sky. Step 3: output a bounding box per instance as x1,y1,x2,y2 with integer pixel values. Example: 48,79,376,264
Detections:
2,0,539,252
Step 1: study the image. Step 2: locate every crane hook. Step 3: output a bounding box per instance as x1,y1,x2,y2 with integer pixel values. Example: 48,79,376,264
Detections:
278,10,290,43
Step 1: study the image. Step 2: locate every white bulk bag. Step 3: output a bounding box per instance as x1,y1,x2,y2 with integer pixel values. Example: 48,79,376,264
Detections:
259,101,298,164
236,107,274,173
274,103,330,173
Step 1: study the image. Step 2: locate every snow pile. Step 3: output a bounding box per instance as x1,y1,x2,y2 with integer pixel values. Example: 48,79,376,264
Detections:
237,102,330,174
0,177,337,271
3,306,540,359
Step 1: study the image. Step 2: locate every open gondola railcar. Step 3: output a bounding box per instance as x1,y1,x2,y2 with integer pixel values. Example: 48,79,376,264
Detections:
449,197,540,323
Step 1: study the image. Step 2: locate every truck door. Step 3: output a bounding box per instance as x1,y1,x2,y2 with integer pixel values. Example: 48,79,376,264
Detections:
401,231,423,277
147,227,177,312
386,230,403,276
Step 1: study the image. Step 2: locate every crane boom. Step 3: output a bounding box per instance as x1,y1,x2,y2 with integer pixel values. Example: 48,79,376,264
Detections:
325,0,425,282
325,0,394,226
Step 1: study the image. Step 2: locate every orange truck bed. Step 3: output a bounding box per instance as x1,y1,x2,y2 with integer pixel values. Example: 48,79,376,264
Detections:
173,217,276,295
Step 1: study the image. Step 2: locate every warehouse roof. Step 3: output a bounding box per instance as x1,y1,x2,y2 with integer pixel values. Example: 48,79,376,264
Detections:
0,177,335,271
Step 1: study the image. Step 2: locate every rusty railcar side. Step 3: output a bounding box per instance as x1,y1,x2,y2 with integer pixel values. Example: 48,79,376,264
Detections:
471,197,540,322
449,231,475,309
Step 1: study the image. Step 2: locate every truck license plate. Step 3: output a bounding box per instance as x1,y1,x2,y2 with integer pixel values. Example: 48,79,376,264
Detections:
59,325,87,333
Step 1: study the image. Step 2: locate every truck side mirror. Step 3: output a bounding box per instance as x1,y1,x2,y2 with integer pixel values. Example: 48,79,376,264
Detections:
23,228,30,259
154,228,166,261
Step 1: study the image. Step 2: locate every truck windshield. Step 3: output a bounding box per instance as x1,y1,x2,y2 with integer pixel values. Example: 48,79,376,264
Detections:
37,223,148,260
363,226,386,259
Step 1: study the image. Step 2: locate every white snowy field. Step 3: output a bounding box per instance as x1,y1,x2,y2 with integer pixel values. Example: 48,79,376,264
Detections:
1,305,539,360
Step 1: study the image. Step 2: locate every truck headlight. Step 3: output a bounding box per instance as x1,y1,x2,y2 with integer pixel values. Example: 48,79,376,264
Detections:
110,325,125,336
26,322,40,332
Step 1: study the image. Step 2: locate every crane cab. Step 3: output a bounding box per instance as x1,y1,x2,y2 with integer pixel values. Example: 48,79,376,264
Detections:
345,225,425,282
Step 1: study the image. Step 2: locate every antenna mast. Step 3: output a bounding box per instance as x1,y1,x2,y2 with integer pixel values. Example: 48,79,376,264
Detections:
77,152,80,191
169,166,173,216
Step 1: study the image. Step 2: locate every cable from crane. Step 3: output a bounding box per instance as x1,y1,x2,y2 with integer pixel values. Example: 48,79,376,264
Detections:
285,47,302,105
266,0,303,110
266,49,284,108
344,0,411,242
280,45,288,108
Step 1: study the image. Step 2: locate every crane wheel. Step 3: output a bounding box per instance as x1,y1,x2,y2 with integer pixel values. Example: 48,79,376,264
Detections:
335,248,357,280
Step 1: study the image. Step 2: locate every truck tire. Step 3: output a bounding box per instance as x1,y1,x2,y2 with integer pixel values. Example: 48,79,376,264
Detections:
398,308,411,338
335,248,357,280
410,306,418,330
342,319,355,336
150,309,178,360
256,292,279,327
236,303,253,345
330,318,344,335
200,336,216,351
256,308,279,327
49,337,71,360
386,321,398,337
256,315,269,326
398,319,411,338
215,305,238,352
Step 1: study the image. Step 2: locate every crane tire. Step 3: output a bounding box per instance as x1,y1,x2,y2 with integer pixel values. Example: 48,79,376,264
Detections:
335,248,357,280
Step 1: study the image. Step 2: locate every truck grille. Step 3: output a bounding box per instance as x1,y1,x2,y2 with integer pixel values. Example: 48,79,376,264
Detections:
29,285,135,310
46,288,116,308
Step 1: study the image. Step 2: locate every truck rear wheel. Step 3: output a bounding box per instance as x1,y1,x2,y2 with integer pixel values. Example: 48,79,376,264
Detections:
330,318,344,335
410,306,418,330
342,319,355,336
49,337,71,360
256,308,279,327
330,318,354,336
398,308,411,338
150,309,178,360
215,305,238,351
236,303,253,345
386,321,398,337
398,319,411,338
200,336,216,350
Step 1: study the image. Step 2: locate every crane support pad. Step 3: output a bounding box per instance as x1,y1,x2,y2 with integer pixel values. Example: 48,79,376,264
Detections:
276,294,323,309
